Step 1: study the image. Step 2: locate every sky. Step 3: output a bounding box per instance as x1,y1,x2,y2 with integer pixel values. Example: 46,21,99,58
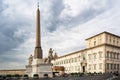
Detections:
0,0,120,69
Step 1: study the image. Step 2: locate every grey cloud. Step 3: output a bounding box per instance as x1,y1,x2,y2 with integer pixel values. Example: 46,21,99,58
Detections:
0,11,33,56
0,56,24,63
0,0,6,12
58,0,112,28
40,0,65,32
0,0,36,69
42,0,113,32
47,0,65,32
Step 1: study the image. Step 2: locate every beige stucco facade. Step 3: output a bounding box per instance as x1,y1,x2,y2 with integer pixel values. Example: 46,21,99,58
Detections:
51,32,120,74
0,69,26,75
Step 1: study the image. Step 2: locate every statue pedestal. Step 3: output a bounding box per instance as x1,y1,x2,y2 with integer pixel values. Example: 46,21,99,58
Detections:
31,59,53,78
26,59,53,78
37,63,53,78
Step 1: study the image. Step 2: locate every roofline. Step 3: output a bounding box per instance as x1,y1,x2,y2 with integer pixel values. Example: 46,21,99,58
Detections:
55,31,120,59
0,69,26,71
57,48,86,59
86,31,120,40
86,43,120,50
56,43,120,59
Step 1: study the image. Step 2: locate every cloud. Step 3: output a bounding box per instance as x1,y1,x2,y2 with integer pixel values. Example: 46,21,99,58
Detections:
0,0,36,69
41,0,113,32
41,0,120,56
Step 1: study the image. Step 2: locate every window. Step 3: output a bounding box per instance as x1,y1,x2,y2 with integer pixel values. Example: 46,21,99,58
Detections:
110,53,112,58
89,40,91,47
83,54,86,60
99,63,102,69
113,40,115,44
89,65,91,70
72,58,73,62
117,53,119,59
114,64,116,70
107,51,110,58
94,41,96,46
99,36,102,43
115,53,118,59
69,59,70,63
66,59,68,63
112,53,114,58
75,58,77,62
110,36,111,42
117,40,119,45
62,61,63,64
94,53,97,59
88,54,91,60
107,63,109,70
99,51,102,58
94,64,96,70
114,53,116,59
117,64,119,70
71,58,73,63
106,35,108,41
107,52,109,58
111,64,113,69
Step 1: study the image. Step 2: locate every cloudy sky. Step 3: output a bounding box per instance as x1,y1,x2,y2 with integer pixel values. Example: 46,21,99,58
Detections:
0,0,120,69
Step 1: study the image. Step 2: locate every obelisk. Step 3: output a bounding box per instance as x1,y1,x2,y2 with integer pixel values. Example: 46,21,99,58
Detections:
34,3,42,59
26,3,53,78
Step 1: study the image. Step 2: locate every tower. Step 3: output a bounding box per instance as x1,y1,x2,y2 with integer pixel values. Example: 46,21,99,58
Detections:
34,3,42,59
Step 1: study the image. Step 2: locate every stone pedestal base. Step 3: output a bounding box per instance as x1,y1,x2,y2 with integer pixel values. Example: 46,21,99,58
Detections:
26,58,53,78
31,63,53,78
37,63,53,78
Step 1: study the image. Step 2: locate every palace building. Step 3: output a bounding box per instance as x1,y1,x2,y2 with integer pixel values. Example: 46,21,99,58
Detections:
51,31,120,74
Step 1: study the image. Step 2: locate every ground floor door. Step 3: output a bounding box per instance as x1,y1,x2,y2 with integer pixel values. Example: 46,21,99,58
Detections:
82,66,85,73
